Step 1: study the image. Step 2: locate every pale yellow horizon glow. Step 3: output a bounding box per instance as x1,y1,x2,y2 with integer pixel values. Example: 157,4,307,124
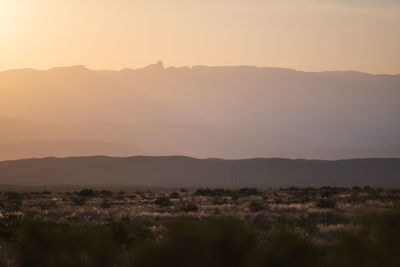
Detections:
0,0,399,74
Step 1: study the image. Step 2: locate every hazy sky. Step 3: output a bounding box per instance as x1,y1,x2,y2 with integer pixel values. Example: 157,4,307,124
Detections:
1,0,399,73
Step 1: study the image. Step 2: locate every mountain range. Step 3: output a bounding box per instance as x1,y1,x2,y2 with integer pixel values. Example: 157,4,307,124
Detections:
1,62,399,160
0,156,398,187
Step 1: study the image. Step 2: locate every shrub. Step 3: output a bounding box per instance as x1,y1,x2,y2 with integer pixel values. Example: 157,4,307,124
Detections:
39,200,57,210
321,187,339,198
212,197,228,205
155,196,172,207
231,192,240,201
329,208,400,267
169,192,180,199
6,200,23,212
258,226,319,267
72,196,86,206
99,190,114,197
316,198,336,209
195,188,231,197
181,203,198,212
5,209,400,267
77,188,95,197
14,219,124,267
6,192,22,201
238,188,261,196
115,191,125,201
133,217,258,267
249,201,264,212
352,186,361,192
101,199,112,209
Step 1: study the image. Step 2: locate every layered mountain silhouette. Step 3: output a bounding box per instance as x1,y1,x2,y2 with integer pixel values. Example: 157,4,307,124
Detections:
0,140,145,161
0,156,399,187
1,62,399,160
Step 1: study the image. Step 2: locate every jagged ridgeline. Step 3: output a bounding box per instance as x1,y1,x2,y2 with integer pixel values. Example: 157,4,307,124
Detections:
1,63,399,160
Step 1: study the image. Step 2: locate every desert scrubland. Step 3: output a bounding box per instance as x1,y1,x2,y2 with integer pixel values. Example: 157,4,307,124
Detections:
0,186,399,266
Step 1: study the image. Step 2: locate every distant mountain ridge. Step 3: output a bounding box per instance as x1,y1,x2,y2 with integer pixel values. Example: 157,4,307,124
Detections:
0,156,399,187
0,140,147,161
1,63,399,160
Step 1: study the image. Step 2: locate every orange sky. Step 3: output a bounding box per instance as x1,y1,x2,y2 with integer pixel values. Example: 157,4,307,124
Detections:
1,0,399,74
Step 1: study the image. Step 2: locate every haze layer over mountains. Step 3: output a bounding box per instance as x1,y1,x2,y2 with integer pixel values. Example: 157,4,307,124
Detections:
1,62,399,160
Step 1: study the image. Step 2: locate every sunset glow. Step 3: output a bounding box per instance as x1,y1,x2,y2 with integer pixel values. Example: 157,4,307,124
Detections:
0,1,400,265
0,0,399,73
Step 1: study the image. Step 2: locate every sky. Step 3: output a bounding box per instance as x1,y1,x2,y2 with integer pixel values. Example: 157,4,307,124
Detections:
0,0,399,74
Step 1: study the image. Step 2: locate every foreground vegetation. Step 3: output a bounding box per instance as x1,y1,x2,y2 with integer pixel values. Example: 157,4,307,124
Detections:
0,186,399,266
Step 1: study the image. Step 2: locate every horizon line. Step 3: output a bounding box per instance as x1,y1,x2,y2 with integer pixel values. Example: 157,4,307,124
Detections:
1,61,399,76
1,154,399,164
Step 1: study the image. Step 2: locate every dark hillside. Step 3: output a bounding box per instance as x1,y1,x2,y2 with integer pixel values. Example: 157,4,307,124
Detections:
0,156,398,187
